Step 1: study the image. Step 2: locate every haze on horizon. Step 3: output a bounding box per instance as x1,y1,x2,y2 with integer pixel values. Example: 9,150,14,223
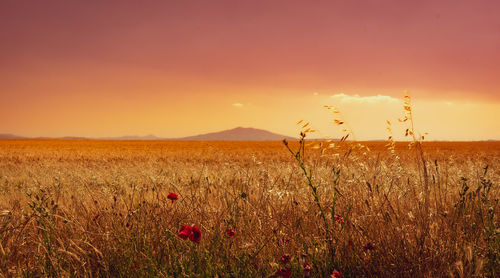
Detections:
1,0,499,141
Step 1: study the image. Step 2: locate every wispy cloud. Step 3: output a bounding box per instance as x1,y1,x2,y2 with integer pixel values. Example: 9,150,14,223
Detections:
331,93,399,103
232,103,243,107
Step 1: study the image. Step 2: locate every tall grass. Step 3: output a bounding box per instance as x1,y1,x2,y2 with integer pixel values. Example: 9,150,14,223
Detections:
0,100,498,277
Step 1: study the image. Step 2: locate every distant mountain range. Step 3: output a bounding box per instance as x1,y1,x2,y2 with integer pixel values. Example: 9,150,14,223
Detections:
0,133,24,139
2,131,499,142
0,127,295,141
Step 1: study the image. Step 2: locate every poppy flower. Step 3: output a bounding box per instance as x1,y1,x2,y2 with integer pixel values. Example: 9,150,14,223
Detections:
331,270,343,278
167,192,178,202
276,267,292,278
334,215,344,224
279,253,291,265
303,262,312,277
189,225,202,243
226,228,235,237
177,225,192,240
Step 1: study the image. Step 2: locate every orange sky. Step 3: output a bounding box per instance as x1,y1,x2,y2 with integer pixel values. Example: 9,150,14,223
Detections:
1,1,499,140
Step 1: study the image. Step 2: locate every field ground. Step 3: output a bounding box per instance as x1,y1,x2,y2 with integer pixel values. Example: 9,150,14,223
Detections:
0,140,498,277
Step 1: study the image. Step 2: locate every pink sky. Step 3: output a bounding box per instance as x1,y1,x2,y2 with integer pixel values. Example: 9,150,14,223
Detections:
1,1,499,140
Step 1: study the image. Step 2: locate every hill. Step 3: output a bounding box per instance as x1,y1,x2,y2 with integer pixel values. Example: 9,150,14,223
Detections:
177,127,294,141
0,133,23,139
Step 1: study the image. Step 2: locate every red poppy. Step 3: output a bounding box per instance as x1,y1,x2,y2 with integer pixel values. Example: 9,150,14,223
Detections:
277,267,292,278
303,262,312,277
334,215,344,224
279,253,291,265
167,192,178,202
189,225,202,243
331,270,343,278
226,228,235,237
177,225,192,240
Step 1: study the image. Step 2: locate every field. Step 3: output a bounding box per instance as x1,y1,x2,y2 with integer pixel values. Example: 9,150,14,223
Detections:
0,139,498,277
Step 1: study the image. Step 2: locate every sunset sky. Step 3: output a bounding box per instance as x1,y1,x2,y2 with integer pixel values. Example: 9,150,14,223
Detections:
1,1,499,140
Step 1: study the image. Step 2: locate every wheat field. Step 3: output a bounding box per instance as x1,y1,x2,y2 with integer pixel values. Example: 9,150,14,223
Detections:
0,139,498,277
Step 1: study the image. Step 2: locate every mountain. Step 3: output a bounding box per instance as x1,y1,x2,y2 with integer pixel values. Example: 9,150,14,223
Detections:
0,133,23,139
177,127,294,141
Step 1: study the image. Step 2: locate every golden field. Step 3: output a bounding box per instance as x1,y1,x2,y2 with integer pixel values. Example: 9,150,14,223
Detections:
0,139,498,277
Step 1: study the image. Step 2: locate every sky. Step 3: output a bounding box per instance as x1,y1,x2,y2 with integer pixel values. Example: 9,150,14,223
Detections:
1,0,499,140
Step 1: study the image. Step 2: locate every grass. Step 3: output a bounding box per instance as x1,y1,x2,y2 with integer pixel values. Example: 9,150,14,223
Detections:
0,138,498,277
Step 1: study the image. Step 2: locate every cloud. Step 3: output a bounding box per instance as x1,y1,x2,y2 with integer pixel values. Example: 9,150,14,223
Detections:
330,93,399,104
232,102,243,107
